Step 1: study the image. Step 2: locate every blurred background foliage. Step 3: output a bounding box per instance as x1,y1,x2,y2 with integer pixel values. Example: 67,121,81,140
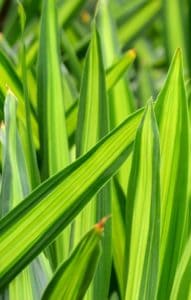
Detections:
0,0,190,109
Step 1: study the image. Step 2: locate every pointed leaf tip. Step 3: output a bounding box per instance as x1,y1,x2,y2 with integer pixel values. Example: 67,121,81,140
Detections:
172,48,183,70
6,87,16,99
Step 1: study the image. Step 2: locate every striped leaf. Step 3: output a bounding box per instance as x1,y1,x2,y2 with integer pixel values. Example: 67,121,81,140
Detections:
65,50,135,147
37,0,70,269
18,2,40,189
0,50,38,148
98,0,136,194
74,23,111,300
106,49,136,91
124,101,160,300
42,219,107,300
0,105,144,289
98,1,136,293
155,50,190,298
0,92,51,300
37,0,70,178
170,234,191,300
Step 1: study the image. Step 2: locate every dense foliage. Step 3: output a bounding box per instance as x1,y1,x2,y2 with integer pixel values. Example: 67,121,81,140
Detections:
0,0,190,299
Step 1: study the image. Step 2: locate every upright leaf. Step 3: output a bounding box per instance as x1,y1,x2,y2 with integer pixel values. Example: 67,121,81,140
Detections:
162,0,190,75
170,234,191,300
0,50,38,148
0,92,51,300
37,0,70,269
74,24,111,300
65,50,135,147
42,219,107,300
155,50,190,299
124,102,160,300
18,2,40,189
98,1,135,294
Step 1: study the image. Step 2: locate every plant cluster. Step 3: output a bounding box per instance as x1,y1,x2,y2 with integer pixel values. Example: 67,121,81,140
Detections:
0,0,190,299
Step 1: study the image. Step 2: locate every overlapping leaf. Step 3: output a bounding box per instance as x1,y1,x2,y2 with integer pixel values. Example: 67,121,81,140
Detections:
37,0,71,269
0,92,51,300
124,102,160,300
42,219,106,300
155,50,189,299
74,23,111,300
0,105,143,289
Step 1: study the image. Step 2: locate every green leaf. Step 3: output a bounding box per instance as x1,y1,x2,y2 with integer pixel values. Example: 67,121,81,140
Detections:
155,50,190,298
163,0,190,75
98,0,136,194
61,31,81,82
135,39,156,105
97,2,136,293
0,91,30,215
111,178,126,295
42,219,107,300
65,50,135,147
117,0,161,46
58,0,86,27
170,234,191,300
18,2,40,189
0,92,51,300
106,49,136,91
37,0,70,268
18,1,26,33
0,105,144,289
37,0,70,178
0,50,39,148
124,101,160,300
74,24,111,300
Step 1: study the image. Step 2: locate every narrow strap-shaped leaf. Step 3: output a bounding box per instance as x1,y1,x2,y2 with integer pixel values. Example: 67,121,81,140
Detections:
124,101,160,300
37,0,70,178
98,0,135,193
0,50,39,148
163,0,190,76
74,24,111,300
37,0,71,269
170,234,191,300
58,0,86,27
42,219,107,300
111,178,126,295
106,49,136,91
0,105,144,289
155,50,190,298
98,2,136,294
66,50,136,146
117,0,162,46
135,39,156,105
0,92,30,215
18,2,40,189
0,92,51,300
61,31,81,82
